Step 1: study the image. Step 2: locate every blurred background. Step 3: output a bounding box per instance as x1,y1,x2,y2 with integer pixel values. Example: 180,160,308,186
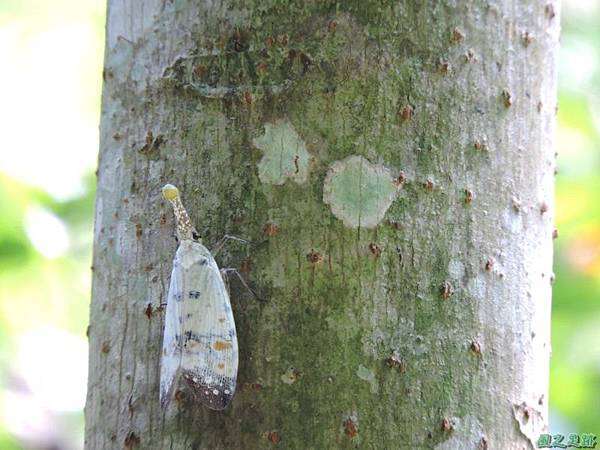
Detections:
0,1,597,448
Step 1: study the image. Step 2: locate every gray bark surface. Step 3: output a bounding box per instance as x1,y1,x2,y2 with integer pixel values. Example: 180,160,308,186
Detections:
86,1,559,449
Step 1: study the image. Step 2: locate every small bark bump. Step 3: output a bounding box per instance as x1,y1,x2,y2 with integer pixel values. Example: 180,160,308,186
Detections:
393,171,406,187
440,281,454,300
267,431,281,444
521,31,534,47
385,354,407,373
473,140,485,151
464,189,473,205
470,339,482,355
441,417,456,432
512,197,521,212
423,178,435,192
451,27,465,43
501,89,512,108
343,416,359,438
399,104,414,121
438,59,450,75
368,243,382,258
144,303,153,319
306,249,323,265
124,431,140,450
479,436,489,449
242,91,253,105
327,20,337,33
263,223,279,237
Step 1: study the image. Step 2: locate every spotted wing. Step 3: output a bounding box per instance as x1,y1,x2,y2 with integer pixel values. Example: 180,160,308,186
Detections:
160,240,238,410
159,244,185,409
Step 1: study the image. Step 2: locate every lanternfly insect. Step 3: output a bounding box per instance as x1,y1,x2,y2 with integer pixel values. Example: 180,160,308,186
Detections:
160,184,238,410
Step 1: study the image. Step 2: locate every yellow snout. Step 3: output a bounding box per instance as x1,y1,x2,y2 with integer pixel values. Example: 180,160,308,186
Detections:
162,184,179,201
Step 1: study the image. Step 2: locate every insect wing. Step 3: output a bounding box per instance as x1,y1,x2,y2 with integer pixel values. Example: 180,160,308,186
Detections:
159,246,185,409
160,240,238,410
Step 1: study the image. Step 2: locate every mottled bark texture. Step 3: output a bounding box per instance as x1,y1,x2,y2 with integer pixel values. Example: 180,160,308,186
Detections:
86,1,559,448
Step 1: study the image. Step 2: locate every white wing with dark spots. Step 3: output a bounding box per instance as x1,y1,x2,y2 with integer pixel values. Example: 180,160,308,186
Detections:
160,239,238,410
159,247,184,408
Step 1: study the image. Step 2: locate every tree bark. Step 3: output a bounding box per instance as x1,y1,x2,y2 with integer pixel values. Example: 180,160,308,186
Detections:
86,1,559,449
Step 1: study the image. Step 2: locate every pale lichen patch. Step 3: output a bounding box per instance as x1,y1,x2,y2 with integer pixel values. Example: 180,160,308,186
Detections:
323,155,399,228
356,365,378,394
448,259,465,280
253,121,310,185
281,367,301,385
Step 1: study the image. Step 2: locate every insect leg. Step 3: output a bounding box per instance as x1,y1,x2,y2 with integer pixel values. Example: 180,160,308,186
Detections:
212,234,269,256
220,268,259,300
211,235,253,256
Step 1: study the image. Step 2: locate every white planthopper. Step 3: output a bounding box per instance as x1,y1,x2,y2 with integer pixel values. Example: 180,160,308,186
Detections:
160,184,238,410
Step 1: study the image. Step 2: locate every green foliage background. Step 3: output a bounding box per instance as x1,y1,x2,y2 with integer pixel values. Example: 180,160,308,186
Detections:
551,2,600,434
0,1,597,448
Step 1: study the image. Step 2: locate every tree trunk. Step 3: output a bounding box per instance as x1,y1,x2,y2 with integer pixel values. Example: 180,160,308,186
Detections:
85,1,559,448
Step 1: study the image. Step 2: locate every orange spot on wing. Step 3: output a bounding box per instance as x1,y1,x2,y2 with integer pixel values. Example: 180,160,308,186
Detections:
217,362,225,369
213,340,232,351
